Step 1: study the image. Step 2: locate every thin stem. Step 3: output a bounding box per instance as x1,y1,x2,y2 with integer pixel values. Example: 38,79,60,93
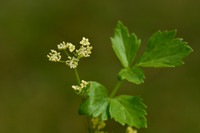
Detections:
74,68,93,132
58,60,66,63
74,68,81,84
64,50,70,57
73,51,77,56
87,117,93,133
109,80,123,98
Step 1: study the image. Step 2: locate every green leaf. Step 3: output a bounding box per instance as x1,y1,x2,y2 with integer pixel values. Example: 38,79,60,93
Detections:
118,66,145,84
79,81,110,121
111,21,141,68
109,95,147,129
136,30,193,67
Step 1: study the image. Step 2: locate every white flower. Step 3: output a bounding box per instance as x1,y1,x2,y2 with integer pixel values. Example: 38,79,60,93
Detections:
76,45,93,57
126,127,137,133
57,41,68,50
80,37,90,46
66,56,79,69
57,42,75,53
72,80,88,93
80,80,88,88
47,49,61,62
72,85,81,92
68,43,75,52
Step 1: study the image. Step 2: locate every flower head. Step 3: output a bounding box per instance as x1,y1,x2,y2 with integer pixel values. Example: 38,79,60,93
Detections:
80,80,88,88
66,56,79,69
80,37,90,46
48,37,92,68
126,127,137,133
57,41,68,50
72,80,89,94
68,43,75,52
76,45,93,57
47,49,61,62
91,117,106,131
72,85,81,92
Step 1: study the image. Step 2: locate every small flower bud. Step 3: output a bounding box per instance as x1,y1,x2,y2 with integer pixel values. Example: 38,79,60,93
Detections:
47,49,61,62
57,41,68,50
68,43,75,52
66,56,79,69
126,127,137,133
80,37,90,46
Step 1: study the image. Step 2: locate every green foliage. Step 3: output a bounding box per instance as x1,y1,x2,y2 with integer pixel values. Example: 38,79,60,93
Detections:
78,21,192,131
111,21,141,68
79,82,110,121
48,21,192,132
109,95,147,129
136,30,193,67
118,66,145,84
112,22,192,85
79,82,147,128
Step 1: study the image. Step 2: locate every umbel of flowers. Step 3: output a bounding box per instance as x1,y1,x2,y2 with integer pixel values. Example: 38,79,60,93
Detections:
47,37,92,68
47,37,92,94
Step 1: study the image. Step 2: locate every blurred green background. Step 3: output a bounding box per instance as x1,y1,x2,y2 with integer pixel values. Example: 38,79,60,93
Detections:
0,0,199,133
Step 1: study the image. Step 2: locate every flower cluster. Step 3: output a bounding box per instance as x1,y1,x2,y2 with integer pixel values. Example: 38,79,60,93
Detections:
57,42,75,52
66,56,79,69
77,37,93,58
80,37,90,46
126,127,137,133
91,117,106,133
68,43,75,52
57,41,68,50
47,37,92,69
47,50,61,62
72,80,88,94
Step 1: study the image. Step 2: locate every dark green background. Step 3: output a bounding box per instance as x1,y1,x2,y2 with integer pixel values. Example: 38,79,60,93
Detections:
0,0,199,133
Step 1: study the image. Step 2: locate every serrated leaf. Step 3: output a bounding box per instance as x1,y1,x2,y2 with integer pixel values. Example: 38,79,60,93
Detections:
118,66,145,84
109,95,147,129
79,81,110,121
111,21,141,68
136,30,193,67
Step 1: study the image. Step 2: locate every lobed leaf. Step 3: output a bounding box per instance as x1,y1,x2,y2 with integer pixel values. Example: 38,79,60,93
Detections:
111,21,141,68
118,66,145,84
109,95,147,129
79,81,110,120
136,30,193,67
79,82,148,128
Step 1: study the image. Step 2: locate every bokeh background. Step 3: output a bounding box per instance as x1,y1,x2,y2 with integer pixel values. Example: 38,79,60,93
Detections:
0,0,199,133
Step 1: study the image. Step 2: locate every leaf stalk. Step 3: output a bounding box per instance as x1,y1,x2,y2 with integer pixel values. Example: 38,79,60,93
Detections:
109,80,123,98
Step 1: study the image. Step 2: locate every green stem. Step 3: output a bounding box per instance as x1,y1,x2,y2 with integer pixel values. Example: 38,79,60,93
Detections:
64,50,70,57
109,80,123,98
58,61,66,63
73,51,77,56
74,68,81,84
73,68,93,132
87,117,93,133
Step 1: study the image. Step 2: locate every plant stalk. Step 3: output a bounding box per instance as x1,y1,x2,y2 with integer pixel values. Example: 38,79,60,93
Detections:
109,80,123,98
74,68,81,84
87,117,93,133
64,50,70,57
73,68,93,133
